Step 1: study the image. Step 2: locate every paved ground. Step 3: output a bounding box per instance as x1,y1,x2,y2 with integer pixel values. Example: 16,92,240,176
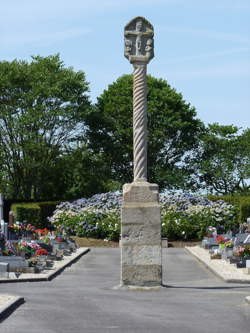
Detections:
0,248,250,333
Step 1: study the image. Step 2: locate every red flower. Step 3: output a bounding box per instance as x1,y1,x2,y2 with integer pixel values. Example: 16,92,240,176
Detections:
35,228,49,235
215,235,229,244
35,248,48,256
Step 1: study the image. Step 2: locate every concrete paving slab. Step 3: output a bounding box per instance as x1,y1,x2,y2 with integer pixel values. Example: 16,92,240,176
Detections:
0,295,24,321
186,246,250,283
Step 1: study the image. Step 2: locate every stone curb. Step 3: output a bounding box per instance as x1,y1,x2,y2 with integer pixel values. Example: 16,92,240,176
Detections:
0,247,90,283
245,296,250,304
0,295,25,321
185,246,250,284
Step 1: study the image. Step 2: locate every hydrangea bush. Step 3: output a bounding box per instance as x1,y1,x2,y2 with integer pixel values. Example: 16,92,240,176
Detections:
160,194,236,240
49,192,237,241
49,192,121,241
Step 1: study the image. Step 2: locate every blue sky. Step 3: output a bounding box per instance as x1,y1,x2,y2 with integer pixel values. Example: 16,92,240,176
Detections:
1,0,249,128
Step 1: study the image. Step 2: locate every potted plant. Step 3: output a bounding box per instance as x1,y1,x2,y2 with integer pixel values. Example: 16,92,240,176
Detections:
222,240,234,259
215,235,229,253
17,240,40,259
234,245,250,268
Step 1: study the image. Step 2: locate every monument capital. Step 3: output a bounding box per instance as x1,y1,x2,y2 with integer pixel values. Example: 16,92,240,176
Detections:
124,16,154,64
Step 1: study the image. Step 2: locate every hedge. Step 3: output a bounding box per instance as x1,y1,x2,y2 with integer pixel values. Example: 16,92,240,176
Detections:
11,201,61,228
208,195,250,224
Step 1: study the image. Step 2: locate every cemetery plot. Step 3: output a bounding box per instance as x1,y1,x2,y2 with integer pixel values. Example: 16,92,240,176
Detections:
187,226,250,282
0,221,88,281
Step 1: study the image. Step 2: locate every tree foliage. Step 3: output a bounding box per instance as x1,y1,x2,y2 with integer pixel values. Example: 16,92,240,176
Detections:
84,74,204,190
60,145,120,199
193,124,250,195
0,54,91,199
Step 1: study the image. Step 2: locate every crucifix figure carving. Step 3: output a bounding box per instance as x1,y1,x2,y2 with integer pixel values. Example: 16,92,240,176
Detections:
124,17,154,62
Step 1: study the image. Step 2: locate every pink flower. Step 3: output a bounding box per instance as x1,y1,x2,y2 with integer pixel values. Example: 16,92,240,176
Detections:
29,243,40,249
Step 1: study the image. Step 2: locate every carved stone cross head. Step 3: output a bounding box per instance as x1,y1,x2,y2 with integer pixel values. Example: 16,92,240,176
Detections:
124,16,154,64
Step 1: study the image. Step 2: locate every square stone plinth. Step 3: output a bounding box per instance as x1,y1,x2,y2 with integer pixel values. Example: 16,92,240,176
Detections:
120,181,162,287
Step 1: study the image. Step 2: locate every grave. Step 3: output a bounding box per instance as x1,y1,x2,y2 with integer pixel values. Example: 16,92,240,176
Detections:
121,17,162,287
0,262,9,278
234,233,250,246
201,237,218,249
0,256,29,272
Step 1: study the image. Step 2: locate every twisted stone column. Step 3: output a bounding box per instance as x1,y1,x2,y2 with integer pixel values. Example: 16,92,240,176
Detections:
133,63,147,182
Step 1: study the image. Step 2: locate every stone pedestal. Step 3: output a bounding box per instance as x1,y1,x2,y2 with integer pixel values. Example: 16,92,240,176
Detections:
121,181,162,287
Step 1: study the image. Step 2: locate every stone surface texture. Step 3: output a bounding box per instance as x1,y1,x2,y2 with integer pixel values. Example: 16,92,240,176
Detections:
121,182,161,286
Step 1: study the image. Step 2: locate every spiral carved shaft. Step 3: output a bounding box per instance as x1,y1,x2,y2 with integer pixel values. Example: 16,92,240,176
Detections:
133,63,148,182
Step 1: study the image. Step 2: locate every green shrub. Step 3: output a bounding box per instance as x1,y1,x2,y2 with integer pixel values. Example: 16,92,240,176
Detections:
37,201,61,228
51,208,120,241
208,195,250,224
11,201,62,228
240,202,250,223
160,196,237,241
12,203,41,227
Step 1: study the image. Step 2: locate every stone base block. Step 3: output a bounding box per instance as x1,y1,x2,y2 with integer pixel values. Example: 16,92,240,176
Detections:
121,181,162,287
121,264,162,286
122,245,161,265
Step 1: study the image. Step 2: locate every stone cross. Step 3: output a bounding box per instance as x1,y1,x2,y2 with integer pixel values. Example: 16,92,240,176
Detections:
121,17,161,288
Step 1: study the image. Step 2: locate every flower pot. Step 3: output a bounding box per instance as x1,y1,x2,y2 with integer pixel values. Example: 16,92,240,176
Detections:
236,257,250,268
222,248,233,260
20,251,26,258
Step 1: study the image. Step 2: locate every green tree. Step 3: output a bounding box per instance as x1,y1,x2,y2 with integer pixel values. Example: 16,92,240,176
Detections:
193,124,250,195
84,74,204,190
61,145,120,199
0,54,91,200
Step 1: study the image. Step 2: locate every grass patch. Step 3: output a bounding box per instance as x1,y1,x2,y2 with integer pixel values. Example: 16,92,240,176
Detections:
72,237,119,248
72,237,200,248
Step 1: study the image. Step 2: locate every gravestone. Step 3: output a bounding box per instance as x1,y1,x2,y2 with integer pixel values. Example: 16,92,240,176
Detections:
0,262,9,278
8,210,14,226
0,256,29,271
121,17,162,287
203,238,218,249
234,234,250,246
243,234,250,244
0,220,8,240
